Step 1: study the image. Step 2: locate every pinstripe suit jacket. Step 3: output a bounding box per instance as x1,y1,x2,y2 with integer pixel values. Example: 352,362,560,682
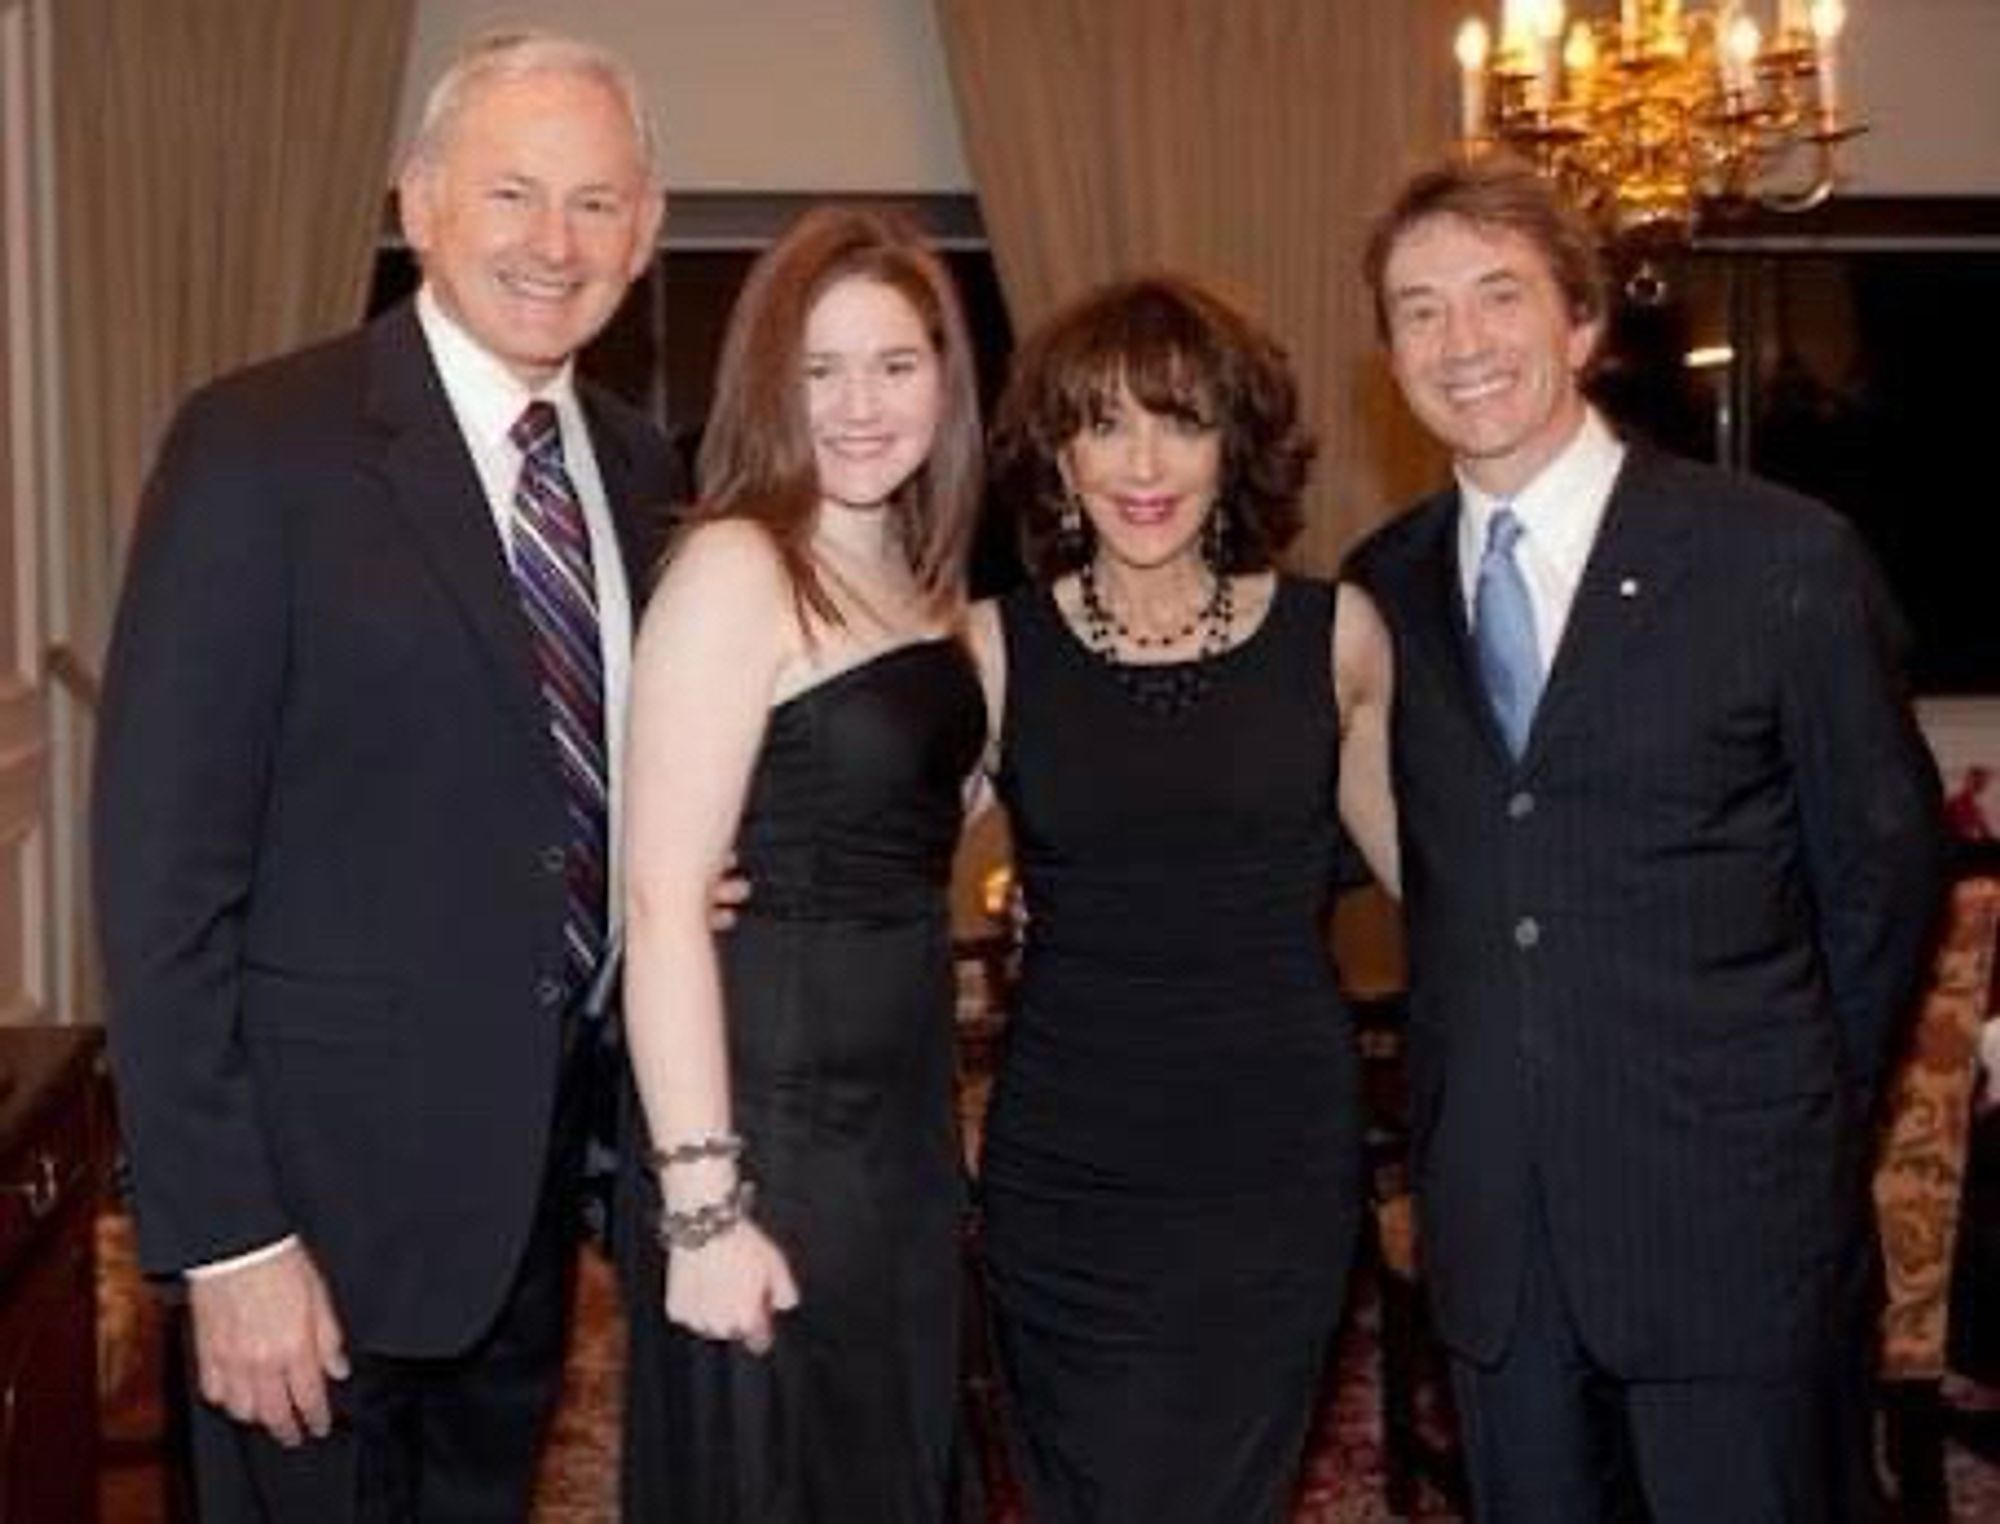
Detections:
1348,443,1942,1376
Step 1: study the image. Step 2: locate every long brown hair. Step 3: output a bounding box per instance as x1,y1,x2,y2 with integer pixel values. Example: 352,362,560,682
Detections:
690,206,983,627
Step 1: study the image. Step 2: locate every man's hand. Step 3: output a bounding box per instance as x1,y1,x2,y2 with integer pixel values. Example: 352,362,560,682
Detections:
188,1241,350,1446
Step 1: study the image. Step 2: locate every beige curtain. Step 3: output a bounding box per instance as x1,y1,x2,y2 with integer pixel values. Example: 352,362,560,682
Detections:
935,0,1462,568
55,0,415,663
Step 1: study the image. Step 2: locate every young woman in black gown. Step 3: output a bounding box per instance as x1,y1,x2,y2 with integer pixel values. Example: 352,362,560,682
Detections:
617,207,987,1520
966,275,1399,1521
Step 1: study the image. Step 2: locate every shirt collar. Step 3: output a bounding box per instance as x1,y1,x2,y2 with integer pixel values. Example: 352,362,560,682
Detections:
1457,407,1625,572
415,285,581,454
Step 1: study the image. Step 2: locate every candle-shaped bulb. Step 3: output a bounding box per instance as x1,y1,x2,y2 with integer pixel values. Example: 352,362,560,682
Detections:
1534,1,1565,106
1456,16,1492,69
1455,19,1491,138
1563,21,1598,102
1659,5,1689,59
1724,13,1761,95
1809,0,1845,118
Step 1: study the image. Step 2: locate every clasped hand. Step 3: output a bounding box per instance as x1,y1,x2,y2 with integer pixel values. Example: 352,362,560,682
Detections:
664,1220,800,1355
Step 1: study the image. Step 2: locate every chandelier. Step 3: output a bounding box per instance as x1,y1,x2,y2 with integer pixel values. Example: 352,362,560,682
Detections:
1451,1,1865,237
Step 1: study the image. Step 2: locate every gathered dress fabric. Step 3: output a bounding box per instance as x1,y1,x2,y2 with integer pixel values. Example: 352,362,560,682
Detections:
983,576,1363,1523
617,637,987,1521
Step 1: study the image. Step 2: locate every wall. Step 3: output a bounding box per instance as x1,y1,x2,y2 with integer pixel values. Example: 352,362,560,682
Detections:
399,0,2000,199
397,0,969,192
1843,0,2000,196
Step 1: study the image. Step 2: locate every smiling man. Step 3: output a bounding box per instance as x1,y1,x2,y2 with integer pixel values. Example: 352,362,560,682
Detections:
94,30,679,1522
1348,156,1942,1520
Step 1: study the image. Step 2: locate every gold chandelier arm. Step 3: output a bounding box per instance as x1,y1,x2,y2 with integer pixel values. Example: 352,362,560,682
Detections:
1757,176,1836,215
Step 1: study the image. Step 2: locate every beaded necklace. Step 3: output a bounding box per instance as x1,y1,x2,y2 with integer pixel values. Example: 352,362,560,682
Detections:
1076,560,1236,717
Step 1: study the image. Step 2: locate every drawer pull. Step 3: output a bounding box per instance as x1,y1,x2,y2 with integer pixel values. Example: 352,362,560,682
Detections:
2,1150,61,1219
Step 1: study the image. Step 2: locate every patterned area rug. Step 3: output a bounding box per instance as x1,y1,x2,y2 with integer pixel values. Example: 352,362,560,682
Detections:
96,1214,2000,1521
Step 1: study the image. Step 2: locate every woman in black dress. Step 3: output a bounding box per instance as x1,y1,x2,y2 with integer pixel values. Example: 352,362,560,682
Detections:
617,207,987,1519
966,275,1398,1521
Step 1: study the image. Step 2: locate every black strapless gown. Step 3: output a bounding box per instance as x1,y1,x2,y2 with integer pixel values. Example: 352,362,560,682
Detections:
617,638,986,1521
983,577,1363,1522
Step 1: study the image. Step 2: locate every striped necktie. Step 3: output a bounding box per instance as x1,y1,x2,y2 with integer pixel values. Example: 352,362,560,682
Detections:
509,400,608,989
1472,506,1543,758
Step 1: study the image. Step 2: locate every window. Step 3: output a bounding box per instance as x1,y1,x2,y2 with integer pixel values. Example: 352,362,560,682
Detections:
1591,206,2000,693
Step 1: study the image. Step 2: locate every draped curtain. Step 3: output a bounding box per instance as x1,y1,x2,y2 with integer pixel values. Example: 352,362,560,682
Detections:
55,0,416,663
934,0,1462,568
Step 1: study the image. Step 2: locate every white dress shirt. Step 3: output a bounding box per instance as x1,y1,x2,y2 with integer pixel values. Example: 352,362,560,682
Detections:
415,286,635,913
191,292,637,1282
1455,408,1627,676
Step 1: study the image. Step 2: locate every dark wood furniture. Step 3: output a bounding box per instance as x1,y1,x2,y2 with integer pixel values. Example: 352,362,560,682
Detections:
0,1025,106,1524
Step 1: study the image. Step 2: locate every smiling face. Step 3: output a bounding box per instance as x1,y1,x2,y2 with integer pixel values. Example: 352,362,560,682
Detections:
803,275,943,512
1382,211,1598,498
1061,378,1223,573
399,68,662,387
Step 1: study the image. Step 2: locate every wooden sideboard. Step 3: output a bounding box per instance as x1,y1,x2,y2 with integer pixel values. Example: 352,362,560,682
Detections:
0,1025,106,1524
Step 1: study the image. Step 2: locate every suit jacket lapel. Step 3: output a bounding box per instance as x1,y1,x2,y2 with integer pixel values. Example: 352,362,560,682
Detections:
578,389,666,605
361,305,549,746
1519,445,1696,769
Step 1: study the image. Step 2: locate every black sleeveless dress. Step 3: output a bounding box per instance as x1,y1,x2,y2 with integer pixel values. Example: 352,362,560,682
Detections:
983,576,1362,1522
617,637,986,1521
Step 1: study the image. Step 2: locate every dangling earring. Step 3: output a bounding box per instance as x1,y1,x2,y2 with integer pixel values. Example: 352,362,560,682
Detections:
1202,500,1229,572
1058,489,1087,562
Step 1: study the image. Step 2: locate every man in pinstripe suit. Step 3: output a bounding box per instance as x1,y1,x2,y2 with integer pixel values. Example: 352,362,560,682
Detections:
1348,157,1941,1520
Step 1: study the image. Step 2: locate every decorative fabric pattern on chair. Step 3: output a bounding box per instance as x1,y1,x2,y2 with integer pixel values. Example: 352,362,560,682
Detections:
1876,874,2000,1378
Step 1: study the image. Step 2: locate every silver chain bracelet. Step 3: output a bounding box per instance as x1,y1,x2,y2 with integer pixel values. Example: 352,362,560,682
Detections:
655,1175,758,1251
647,1132,746,1171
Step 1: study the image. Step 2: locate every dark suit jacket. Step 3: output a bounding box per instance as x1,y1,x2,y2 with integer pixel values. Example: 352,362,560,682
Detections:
93,303,680,1358
1348,443,1941,1378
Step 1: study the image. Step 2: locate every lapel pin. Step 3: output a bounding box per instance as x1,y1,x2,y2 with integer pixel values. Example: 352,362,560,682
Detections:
1618,577,1640,598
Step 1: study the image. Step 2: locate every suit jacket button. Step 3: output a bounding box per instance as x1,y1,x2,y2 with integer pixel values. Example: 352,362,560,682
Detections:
537,977,566,1009
541,846,567,874
1514,916,1541,949
1507,790,1535,820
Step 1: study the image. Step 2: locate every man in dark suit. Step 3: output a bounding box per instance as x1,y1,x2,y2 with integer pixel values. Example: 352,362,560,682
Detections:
93,29,677,1521
1347,156,1941,1520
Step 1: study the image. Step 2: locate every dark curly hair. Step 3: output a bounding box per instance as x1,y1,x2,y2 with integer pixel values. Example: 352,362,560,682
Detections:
990,274,1315,582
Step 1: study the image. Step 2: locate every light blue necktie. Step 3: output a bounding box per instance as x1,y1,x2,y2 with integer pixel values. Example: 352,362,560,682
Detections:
1473,507,1542,757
